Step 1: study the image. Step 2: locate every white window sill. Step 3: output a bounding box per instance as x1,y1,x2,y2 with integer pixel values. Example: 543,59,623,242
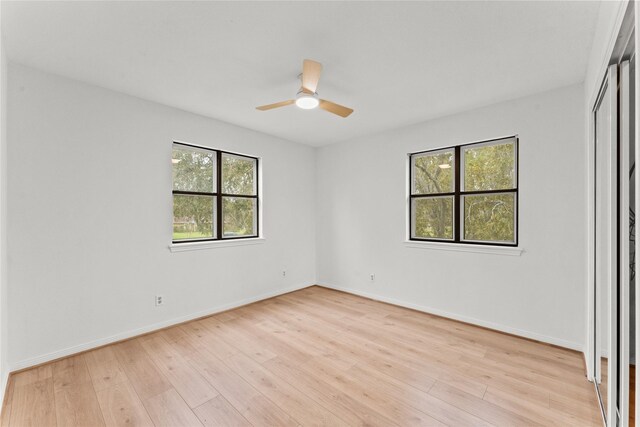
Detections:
404,240,523,256
169,237,265,252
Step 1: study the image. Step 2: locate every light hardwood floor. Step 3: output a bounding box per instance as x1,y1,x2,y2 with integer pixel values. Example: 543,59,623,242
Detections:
1,286,601,426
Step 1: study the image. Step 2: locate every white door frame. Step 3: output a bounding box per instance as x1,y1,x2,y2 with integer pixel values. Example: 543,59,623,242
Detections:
591,63,619,426
620,58,631,426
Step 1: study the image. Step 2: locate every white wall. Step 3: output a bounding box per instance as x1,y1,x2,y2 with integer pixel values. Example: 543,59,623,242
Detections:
316,84,587,349
0,28,8,401
6,64,316,369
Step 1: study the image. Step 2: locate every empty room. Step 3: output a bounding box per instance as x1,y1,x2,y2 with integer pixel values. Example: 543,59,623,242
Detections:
0,0,638,425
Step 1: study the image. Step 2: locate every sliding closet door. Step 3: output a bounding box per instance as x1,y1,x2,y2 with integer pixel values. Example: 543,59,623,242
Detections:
595,64,619,424
621,57,634,426
590,6,637,425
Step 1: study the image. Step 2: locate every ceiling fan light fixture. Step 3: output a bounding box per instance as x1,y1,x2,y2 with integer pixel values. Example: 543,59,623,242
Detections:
295,92,319,109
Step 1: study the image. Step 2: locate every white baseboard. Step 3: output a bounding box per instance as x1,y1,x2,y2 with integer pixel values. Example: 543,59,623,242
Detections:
10,283,314,372
585,352,593,381
0,368,8,411
317,282,584,352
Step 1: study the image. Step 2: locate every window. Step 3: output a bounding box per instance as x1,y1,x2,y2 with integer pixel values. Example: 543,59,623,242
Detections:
409,136,518,246
172,142,258,242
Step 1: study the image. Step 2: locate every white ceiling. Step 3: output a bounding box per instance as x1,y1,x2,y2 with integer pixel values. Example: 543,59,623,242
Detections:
2,1,600,146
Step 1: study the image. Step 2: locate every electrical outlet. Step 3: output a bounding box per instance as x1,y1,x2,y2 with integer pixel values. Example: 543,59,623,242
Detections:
282,270,287,277
370,273,375,282
155,295,164,306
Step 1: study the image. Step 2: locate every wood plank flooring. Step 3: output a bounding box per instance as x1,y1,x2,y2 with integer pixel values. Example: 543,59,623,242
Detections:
1,286,601,426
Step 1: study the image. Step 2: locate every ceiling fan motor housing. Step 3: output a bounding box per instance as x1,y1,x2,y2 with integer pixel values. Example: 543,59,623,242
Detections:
295,90,320,109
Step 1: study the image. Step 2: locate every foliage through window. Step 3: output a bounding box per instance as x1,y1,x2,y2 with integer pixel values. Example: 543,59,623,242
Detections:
172,142,258,242
409,136,518,246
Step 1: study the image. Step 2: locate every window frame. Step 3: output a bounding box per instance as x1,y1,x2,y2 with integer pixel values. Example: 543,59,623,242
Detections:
409,135,519,247
172,141,259,243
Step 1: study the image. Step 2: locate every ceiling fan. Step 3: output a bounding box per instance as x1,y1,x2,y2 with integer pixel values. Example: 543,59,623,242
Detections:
256,59,354,118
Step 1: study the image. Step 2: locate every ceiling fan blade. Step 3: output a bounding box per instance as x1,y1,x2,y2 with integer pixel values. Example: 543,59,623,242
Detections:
256,100,295,111
319,99,354,118
302,59,322,93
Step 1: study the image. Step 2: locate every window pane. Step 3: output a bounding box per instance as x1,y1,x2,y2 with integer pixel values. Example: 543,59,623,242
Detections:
412,150,454,194
172,145,216,193
412,196,454,240
463,140,515,191
463,193,515,243
222,153,256,195
223,197,257,237
173,194,215,240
